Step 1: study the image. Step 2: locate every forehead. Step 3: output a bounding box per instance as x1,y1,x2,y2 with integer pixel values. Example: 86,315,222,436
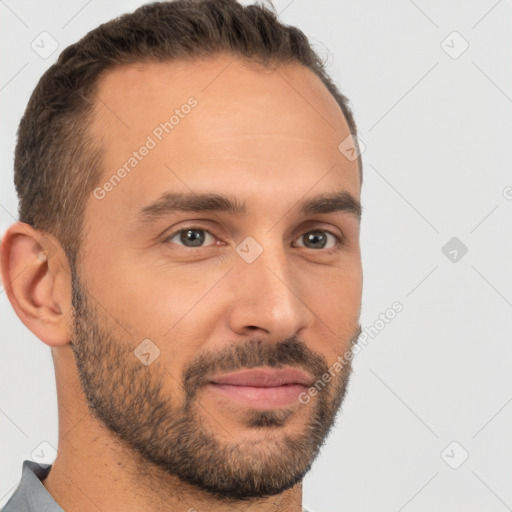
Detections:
86,55,359,228
91,55,352,142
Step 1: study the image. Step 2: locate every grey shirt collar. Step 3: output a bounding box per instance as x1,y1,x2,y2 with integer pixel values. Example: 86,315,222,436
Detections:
1,460,63,512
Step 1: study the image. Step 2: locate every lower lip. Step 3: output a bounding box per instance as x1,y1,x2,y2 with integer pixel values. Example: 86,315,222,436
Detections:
206,383,308,409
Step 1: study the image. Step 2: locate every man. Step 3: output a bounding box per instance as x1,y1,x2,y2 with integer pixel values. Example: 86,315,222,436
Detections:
0,0,363,510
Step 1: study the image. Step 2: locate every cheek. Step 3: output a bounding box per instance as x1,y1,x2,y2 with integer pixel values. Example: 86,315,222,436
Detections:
101,260,221,355
310,260,362,309
308,265,362,350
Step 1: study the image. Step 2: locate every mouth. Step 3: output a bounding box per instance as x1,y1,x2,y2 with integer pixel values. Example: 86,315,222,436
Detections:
206,367,314,409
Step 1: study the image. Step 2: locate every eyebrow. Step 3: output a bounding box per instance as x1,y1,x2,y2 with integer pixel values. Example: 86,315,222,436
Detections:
137,190,361,223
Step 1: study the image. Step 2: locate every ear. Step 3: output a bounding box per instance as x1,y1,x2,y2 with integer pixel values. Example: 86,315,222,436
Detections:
0,222,73,347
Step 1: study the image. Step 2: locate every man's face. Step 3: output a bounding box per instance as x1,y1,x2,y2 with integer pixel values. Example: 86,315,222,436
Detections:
70,56,362,500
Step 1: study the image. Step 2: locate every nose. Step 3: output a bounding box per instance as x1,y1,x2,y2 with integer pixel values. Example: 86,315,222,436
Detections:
226,239,314,341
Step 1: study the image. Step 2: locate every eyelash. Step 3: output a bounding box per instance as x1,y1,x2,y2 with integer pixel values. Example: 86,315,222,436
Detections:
163,224,344,254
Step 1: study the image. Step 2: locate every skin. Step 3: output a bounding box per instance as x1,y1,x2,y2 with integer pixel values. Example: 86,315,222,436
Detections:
0,55,362,512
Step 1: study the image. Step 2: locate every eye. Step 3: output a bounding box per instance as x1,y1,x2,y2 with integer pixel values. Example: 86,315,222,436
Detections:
165,227,217,248
294,230,341,251
163,226,343,252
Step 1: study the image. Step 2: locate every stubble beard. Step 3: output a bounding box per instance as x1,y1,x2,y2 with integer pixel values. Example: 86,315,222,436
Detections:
69,268,357,501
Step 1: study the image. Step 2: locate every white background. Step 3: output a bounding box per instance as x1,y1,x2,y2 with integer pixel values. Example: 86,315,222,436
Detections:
1,1,511,511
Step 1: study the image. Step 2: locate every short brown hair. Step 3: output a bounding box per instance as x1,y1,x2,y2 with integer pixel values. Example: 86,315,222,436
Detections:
14,0,360,269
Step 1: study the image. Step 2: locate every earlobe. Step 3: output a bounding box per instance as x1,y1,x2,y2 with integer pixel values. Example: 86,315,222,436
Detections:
0,222,72,347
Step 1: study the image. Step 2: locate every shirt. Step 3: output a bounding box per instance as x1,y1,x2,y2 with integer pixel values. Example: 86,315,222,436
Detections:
1,460,313,511
1,460,63,512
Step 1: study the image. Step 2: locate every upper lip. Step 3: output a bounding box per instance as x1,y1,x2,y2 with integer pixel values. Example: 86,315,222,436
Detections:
208,368,314,387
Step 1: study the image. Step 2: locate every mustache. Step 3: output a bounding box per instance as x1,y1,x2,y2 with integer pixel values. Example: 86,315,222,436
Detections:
182,336,331,400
